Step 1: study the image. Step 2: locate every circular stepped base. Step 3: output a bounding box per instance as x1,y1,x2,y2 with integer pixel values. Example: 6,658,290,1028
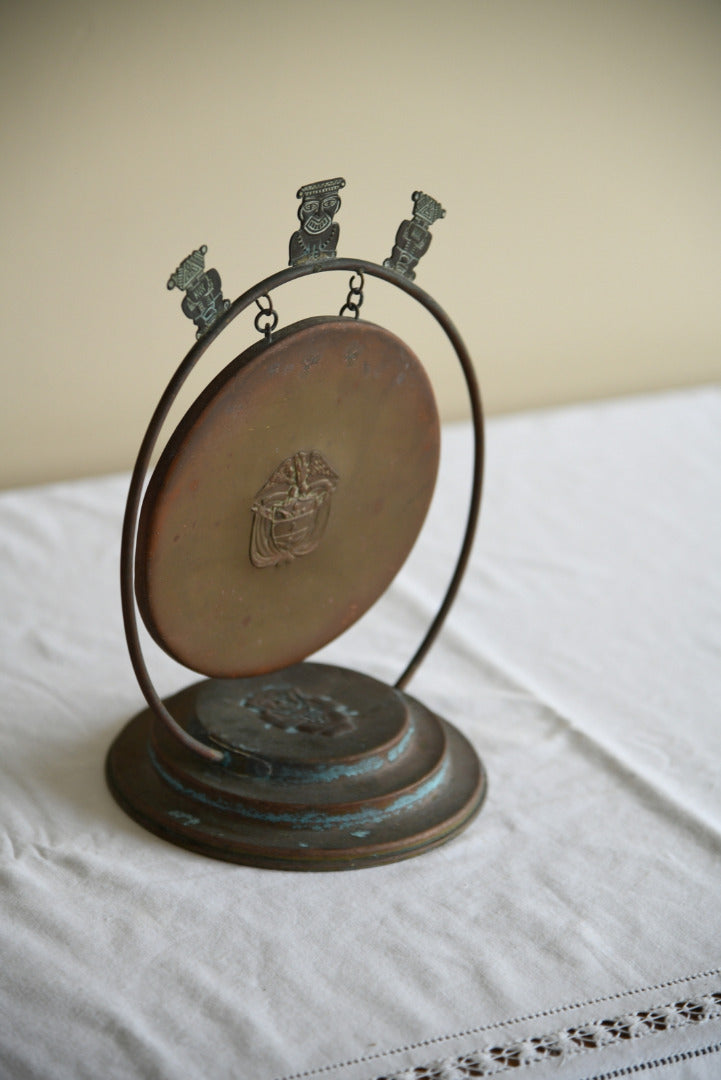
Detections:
107,663,486,871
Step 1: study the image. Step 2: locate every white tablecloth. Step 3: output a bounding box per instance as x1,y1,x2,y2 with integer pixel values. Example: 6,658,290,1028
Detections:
1,387,720,1080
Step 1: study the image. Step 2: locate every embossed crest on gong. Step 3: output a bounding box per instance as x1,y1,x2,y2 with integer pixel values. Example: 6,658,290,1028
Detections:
250,450,339,568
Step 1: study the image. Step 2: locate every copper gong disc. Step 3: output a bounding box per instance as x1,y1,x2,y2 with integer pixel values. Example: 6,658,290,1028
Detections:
136,317,440,677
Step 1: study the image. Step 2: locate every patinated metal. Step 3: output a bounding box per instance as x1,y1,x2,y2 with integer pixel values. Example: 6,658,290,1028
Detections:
253,293,278,340
108,180,487,868
135,317,440,679
289,177,346,266
250,450,340,569
339,271,365,319
106,664,486,871
167,245,230,339
384,191,446,280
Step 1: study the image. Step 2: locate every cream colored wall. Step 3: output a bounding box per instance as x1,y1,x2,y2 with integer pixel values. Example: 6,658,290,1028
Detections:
1,0,719,489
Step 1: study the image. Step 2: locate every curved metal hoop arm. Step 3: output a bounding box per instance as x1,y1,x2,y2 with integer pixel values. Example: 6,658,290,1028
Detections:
120,258,484,762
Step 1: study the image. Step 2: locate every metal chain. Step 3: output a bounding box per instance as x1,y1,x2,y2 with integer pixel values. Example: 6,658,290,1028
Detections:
254,293,279,340
339,272,365,319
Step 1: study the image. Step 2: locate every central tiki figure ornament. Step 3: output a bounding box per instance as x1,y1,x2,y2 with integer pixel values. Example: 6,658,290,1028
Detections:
289,178,346,266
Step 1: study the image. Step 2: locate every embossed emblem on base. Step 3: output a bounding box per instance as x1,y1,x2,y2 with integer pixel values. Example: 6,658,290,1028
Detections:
241,687,357,737
250,450,339,568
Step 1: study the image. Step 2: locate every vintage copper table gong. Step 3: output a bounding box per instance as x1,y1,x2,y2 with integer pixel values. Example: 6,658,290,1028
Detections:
107,179,486,870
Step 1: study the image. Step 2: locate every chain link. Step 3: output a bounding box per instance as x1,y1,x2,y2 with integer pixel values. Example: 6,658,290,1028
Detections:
254,293,279,340
339,272,365,319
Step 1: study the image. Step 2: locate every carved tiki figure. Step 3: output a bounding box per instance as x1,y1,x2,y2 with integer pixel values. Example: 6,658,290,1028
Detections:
167,245,230,338
289,178,346,266
384,191,446,281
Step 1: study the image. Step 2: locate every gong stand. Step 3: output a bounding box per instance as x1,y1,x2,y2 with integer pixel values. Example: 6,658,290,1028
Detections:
107,179,487,870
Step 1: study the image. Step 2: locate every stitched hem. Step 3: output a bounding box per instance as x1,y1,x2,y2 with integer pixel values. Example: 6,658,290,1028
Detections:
579,1038,721,1079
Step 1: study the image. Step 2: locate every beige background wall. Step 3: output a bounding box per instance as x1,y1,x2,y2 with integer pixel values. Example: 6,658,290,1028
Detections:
1,0,719,490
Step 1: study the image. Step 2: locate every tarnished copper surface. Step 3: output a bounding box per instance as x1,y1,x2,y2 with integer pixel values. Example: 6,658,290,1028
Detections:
136,317,440,679
106,663,486,871
115,230,487,870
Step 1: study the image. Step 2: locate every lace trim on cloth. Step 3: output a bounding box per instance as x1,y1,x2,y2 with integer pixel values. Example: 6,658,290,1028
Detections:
374,991,721,1080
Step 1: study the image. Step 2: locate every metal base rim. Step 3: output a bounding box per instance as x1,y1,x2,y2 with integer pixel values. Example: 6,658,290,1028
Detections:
106,670,486,872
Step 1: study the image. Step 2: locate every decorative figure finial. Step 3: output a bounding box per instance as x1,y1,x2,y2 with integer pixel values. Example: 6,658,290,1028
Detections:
289,178,346,266
167,245,230,339
384,191,446,280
